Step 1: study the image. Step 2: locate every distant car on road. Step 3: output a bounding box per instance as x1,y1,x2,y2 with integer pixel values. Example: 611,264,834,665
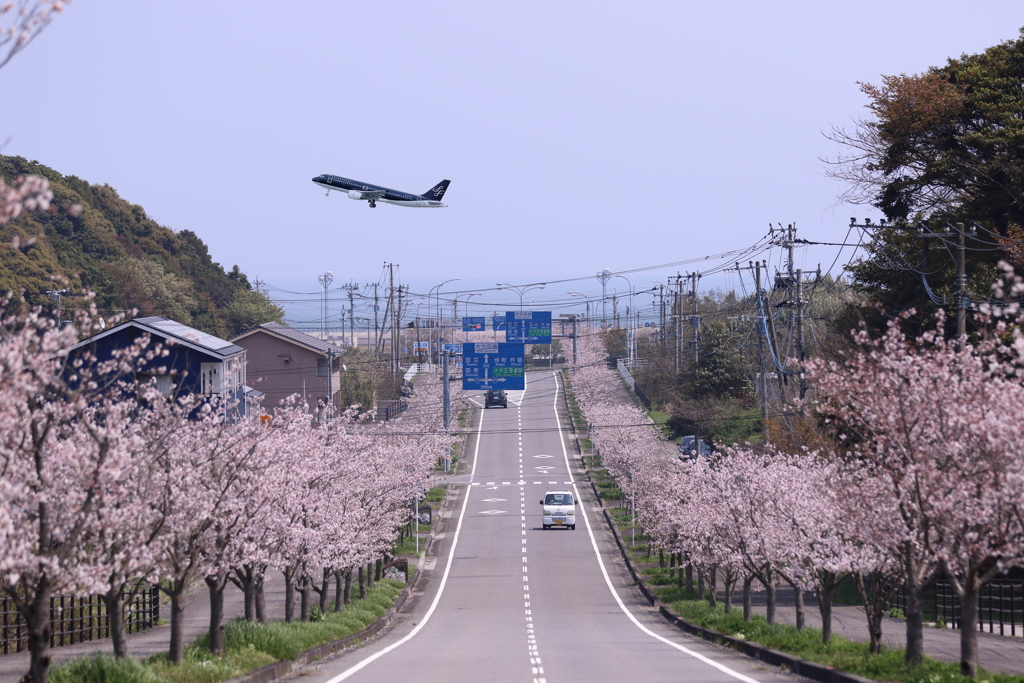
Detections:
678,435,712,459
484,389,508,408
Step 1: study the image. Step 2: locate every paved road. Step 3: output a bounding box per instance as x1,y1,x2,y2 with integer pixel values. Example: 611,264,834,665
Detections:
302,371,802,683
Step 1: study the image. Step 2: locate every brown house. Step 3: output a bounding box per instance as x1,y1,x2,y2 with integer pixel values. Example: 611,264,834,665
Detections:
229,322,344,413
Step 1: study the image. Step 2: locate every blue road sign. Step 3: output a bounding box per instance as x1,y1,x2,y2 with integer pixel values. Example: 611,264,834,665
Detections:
443,343,462,355
505,311,552,344
462,342,525,391
491,316,507,331
462,316,486,331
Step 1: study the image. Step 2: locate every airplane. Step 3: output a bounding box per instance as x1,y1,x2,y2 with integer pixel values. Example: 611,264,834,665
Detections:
312,174,450,208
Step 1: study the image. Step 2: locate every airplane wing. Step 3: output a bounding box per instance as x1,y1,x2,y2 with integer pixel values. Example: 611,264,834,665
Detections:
360,190,387,200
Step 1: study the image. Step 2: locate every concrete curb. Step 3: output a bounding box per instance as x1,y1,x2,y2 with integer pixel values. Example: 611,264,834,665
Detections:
226,458,462,683
658,604,877,683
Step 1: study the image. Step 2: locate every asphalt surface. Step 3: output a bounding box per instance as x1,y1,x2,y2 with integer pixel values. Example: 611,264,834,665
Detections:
300,371,802,683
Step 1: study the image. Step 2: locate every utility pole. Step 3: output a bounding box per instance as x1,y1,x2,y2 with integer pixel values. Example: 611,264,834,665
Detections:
956,222,967,348
795,269,807,403
754,262,767,437
342,283,359,348
689,272,701,366
366,282,380,358
45,289,68,324
571,314,578,364
596,268,612,324
317,271,334,341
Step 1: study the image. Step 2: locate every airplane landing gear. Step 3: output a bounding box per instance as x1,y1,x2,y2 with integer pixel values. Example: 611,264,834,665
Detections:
325,191,330,196
368,200,377,208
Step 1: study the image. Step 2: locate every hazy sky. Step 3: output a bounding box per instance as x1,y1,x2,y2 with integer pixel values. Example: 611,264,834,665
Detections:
2,1,1021,324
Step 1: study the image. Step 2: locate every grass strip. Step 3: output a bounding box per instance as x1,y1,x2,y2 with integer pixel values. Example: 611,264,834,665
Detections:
50,580,406,683
666,600,1022,683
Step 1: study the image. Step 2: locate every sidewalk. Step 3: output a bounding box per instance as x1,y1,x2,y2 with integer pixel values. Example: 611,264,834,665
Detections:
716,581,1024,676
0,572,287,682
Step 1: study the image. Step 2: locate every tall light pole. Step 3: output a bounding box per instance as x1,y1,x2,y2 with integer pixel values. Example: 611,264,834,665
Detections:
568,291,593,323
430,278,461,366
318,271,334,341
615,274,634,366
596,268,612,324
454,292,481,343
497,282,546,310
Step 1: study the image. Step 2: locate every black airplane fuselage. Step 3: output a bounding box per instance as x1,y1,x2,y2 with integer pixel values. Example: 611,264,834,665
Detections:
312,174,450,208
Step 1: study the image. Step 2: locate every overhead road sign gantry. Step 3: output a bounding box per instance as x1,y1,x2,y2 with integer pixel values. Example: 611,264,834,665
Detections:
505,311,552,344
462,342,525,390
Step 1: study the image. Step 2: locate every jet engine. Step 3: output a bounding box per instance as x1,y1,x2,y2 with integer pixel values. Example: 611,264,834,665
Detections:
347,190,364,200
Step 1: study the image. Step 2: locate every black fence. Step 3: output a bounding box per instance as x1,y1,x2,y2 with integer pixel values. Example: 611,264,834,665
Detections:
377,399,408,421
1,587,160,655
891,579,1024,636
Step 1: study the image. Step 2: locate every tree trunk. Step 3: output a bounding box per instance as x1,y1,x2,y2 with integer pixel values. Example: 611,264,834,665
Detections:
765,571,777,625
17,578,54,683
298,577,312,622
686,563,693,593
817,571,839,644
102,586,128,658
167,582,187,664
904,564,926,666
959,579,980,677
668,552,675,578
375,558,382,582
367,561,375,589
334,570,345,613
344,568,353,605
255,576,266,624
282,565,298,623
853,571,888,655
697,568,705,601
205,574,227,656
708,565,718,608
723,569,738,613
359,565,366,599
792,581,805,630
818,584,833,643
311,567,330,616
660,548,665,569
743,575,753,622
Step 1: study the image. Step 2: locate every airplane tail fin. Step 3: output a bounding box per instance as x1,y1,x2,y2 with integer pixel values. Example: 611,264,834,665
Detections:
423,179,451,201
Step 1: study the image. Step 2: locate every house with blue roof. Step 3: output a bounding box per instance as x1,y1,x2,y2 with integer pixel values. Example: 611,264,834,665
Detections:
67,316,259,417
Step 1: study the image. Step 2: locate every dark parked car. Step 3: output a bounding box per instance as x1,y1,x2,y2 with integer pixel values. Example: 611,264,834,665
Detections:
485,389,508,408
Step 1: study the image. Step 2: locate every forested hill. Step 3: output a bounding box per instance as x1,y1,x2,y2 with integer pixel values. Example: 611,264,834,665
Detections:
0,155,282,337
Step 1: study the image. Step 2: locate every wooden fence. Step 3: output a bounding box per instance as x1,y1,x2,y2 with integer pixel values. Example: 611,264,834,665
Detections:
1,587,160,655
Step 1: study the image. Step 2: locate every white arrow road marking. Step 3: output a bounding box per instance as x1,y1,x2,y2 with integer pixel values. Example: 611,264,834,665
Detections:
534,466,555,471
532,454,554,459
480,498,507,503
480,510,507,515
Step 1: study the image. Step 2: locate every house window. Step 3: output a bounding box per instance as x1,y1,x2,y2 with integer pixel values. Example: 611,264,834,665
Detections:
316,359,328,377
201,363,222,394
138,373,176,396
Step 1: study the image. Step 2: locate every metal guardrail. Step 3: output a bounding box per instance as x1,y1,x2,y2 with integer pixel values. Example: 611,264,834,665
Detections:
1,586,159,655
616,360,652,410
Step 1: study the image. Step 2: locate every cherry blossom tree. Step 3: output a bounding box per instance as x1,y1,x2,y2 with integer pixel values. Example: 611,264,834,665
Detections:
807,310,1024,672
0,298,168,683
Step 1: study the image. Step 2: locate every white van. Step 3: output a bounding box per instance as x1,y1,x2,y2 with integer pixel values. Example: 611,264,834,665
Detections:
541,490,576,530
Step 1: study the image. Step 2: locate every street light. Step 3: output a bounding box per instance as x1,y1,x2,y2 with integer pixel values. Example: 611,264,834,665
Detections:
568,291,593,323
454,292,481,343
430,278,461,366
496,282,546,310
